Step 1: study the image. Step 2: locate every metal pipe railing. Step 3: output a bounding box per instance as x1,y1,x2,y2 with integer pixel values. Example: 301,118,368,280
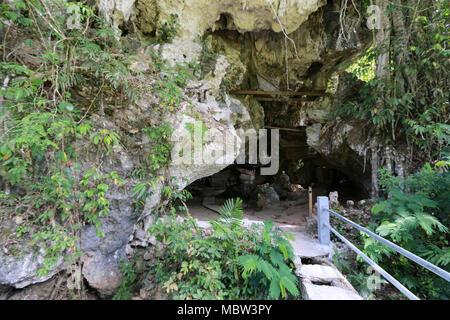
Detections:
316,196,450,300
328,208,450,282
329,226,419,300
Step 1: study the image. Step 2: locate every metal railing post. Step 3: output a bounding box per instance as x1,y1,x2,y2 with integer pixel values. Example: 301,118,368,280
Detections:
317,196,330,246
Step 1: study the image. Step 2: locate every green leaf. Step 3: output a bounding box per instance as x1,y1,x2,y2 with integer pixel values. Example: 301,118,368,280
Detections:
269,278,281,299
371,203,386,214
278,243,288,260
283,232,295,242
280,276,299,297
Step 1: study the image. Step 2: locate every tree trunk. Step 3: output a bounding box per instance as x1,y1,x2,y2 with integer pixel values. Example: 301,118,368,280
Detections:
371,0,391,198
391,0,413,93
375,0,391,85
385,146,393,198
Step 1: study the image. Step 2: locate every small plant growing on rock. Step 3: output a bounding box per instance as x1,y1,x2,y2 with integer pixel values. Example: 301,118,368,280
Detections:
113,260,139,300
156,14,180,43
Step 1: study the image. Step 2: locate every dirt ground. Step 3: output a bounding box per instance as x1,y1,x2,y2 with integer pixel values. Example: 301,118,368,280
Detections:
187,197,311,226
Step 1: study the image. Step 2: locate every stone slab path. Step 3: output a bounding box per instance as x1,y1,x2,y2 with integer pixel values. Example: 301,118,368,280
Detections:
195,218,362,300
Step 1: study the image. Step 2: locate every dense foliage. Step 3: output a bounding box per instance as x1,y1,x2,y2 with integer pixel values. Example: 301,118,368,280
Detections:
332,155,449,300
337,0,449,161
1,2,274,301
0,1,136,276
0,0,190,284
148,198,300,300
329,0,450,300
362,159,450,300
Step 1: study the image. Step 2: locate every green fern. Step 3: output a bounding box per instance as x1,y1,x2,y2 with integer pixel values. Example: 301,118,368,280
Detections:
218,198,244,226
363,165,450,299
208,198,300,299
238,254,261,279
208,198,243,237
237,220,299,299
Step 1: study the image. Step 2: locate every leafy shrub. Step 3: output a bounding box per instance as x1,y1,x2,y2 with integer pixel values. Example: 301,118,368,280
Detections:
237,219,299,299
0,1,131,275
143,122,174,171
149,198,300,300
156,14,180,43
363,162,450,299
334,1,449,160
113,261,139,300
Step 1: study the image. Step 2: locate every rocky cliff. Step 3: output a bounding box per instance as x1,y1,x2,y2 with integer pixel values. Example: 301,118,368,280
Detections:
1,0,373,297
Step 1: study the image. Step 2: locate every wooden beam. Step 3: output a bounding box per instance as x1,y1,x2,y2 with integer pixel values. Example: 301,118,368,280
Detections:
309,186,313,218
230,90,326,97
255,97,317,103
265,126,305,132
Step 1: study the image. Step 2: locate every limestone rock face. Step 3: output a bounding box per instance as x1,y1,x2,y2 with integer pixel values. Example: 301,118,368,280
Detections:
82,254,124,298
1,0,371,296
0,246,65,289
0,47,247,296
101,0,326,38
307,96,333,123
99,0,366,90
0,216,66,289
304,74,373,194
77,54,248,295
98,0,136,29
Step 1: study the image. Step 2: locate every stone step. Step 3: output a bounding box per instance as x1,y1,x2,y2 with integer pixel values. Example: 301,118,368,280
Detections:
301,282,363,300
297,263,363,300
297,264,346,283
288,231,330,259
195,218,361,300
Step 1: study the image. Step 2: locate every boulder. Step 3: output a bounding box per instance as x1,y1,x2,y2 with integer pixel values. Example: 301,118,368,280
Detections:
254,183,280,210
82,254,123,298
0,219,65,289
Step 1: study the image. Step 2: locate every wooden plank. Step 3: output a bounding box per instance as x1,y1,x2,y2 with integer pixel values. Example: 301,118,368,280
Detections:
230,90,326,96
255,97,317,102
265,126,305,132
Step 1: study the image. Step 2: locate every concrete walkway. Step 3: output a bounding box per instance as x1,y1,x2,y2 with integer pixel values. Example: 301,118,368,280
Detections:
195,218,362,300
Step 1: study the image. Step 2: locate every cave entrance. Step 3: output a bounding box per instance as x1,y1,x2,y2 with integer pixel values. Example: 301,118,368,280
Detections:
185,125,368,226
185,162,311,227
274,125,369,203
185,126,310,226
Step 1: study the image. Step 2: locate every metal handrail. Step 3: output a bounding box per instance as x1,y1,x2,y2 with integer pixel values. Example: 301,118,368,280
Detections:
329,226,419,300
328,209,450,282
316,196,450,300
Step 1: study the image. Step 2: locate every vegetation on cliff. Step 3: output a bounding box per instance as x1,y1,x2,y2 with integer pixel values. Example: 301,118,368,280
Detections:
0,0,448,301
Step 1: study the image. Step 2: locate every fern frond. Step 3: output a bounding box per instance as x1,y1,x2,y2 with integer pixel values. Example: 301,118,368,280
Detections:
270,249,285,267
280,275,300,297
416,212,448,235
217,198,243,227
257,260,278,281
283,231,295,242
277,239,294,260
238,254,261,279
278,263,298,284
269,278,281,299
